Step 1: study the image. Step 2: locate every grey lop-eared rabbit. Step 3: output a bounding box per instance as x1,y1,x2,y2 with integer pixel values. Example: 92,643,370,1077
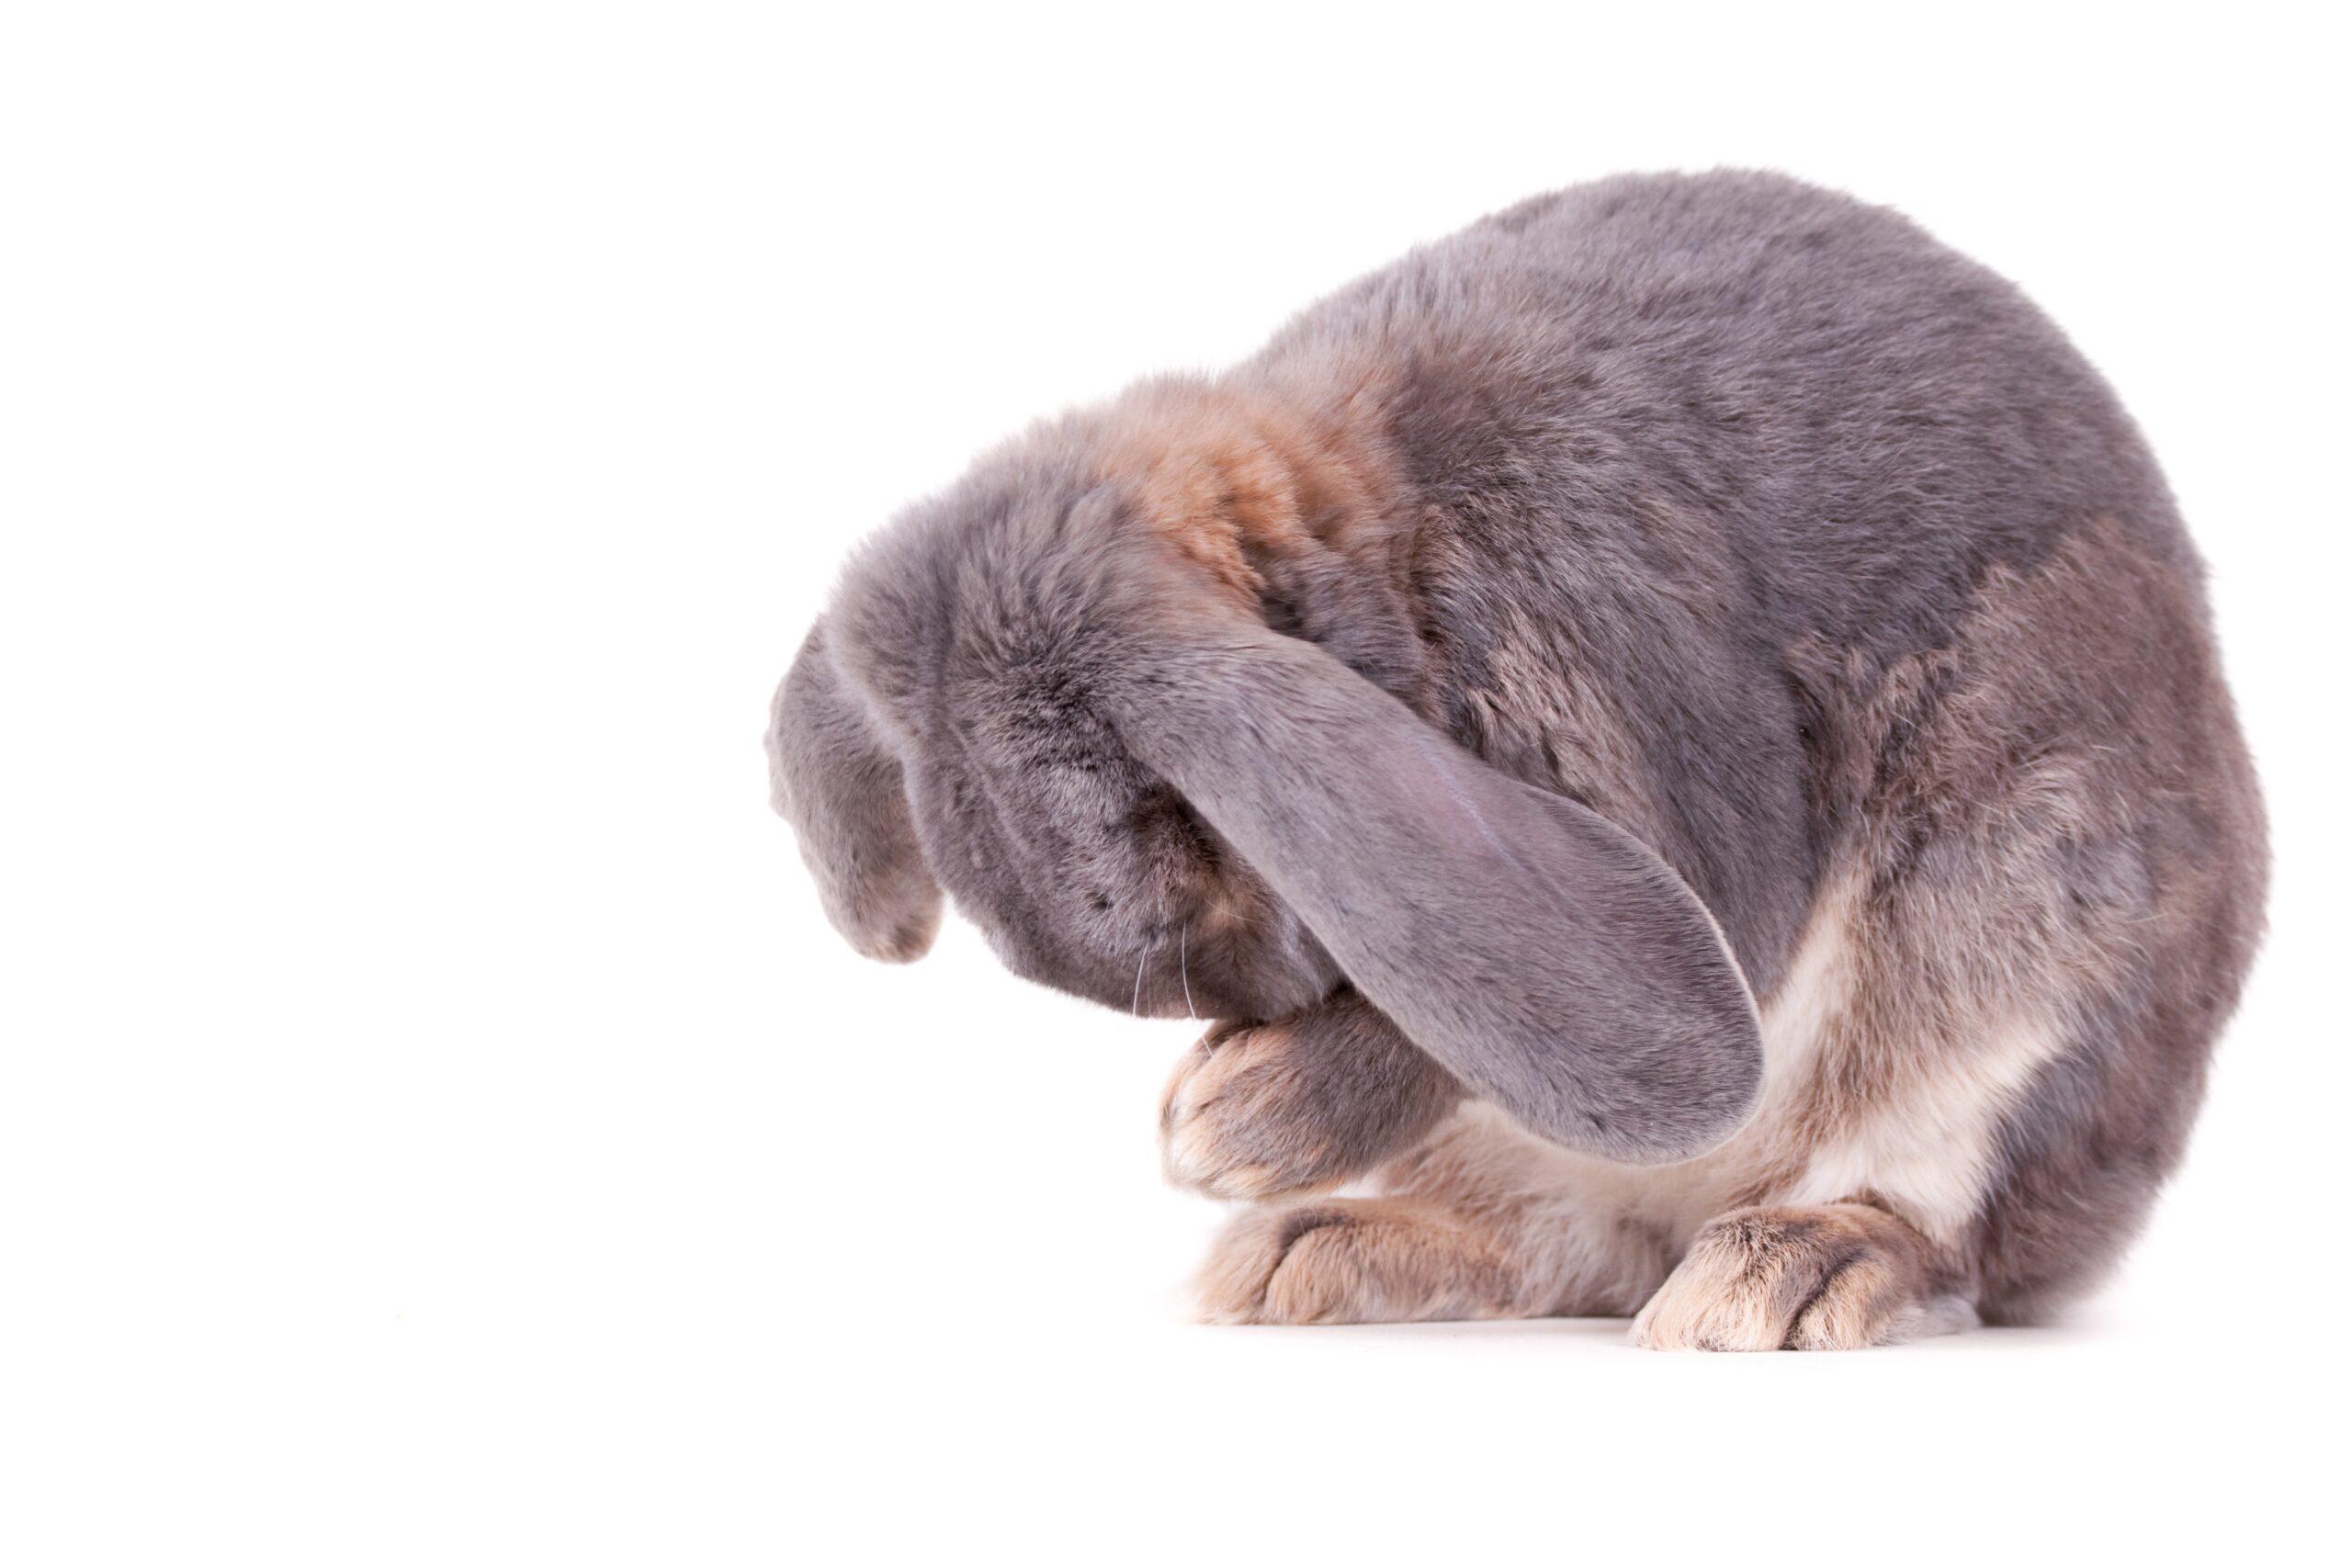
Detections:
767,172,2266,1348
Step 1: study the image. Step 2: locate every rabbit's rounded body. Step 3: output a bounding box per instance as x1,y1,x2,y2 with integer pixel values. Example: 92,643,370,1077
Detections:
772,172,2266,1346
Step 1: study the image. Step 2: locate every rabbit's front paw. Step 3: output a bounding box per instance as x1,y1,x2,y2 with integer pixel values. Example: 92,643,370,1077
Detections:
1160,1020,1351,1199
1631,1203,1974,1351
1158,996,1461,1201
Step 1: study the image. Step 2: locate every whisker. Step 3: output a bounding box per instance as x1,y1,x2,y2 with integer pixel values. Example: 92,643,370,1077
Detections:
1132,944,1149,1017
1180,926,1196,1020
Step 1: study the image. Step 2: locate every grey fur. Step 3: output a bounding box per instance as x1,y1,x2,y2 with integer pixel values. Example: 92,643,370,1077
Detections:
766,622,941,963
768,171,2266,1323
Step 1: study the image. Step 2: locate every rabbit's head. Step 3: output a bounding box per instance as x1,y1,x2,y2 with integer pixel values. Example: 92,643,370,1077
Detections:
768,425,1766,1164
767,446,1340,1023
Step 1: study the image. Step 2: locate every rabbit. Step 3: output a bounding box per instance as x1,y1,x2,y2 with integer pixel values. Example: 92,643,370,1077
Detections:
765,170,2267,1348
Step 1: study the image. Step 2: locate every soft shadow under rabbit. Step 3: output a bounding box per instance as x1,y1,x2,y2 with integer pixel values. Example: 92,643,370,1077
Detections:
767,171,2266,1348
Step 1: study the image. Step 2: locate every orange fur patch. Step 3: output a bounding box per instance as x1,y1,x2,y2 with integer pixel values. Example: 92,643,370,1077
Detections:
1089,371,1399,604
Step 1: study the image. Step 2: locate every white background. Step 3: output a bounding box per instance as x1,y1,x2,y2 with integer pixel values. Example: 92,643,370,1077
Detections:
5,3,2346,1562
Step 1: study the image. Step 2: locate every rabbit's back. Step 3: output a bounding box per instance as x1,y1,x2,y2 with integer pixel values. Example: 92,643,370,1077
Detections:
1268,169,2186,646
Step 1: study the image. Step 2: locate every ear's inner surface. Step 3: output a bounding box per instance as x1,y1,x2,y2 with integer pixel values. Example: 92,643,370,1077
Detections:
766,622,944,963
1115,629,1763,1165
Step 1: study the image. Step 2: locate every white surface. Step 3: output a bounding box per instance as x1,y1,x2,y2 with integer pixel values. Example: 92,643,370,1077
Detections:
4,3,2346,1562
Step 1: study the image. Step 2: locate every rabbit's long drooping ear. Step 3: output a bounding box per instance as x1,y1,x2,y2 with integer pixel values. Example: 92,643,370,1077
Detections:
1116,627,1763,1165
765,623,943,963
